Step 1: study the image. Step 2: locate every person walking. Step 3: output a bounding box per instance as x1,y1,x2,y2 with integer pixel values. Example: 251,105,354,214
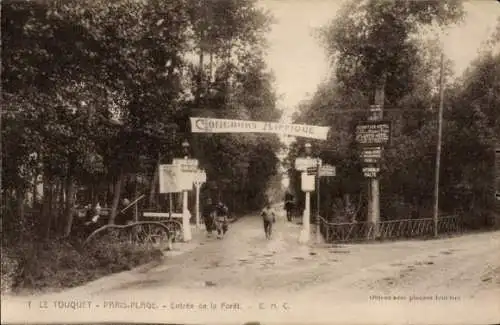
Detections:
261,203,276,240
284,192,294,222
215,200,229,238
202,198,216,236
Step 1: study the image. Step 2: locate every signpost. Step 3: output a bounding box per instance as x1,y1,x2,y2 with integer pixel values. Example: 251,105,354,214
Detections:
193,169,207,228
496,147,500,214
356,81,389,239
172,157,199,242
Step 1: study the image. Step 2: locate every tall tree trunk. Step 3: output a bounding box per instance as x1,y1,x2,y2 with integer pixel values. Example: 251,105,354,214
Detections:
149,154,160,208
63,174,76,237
134,173,139,221
44,180,55,240
15,183,26,221
41,172,51,232
31,173,38,208
109,168,125,224
209,51,213,84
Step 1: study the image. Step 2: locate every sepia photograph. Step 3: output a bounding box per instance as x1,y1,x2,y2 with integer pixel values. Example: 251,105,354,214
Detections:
1,0,500,324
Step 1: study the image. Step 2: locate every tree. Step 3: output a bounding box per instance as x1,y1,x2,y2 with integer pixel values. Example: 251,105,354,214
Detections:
288,0,466,221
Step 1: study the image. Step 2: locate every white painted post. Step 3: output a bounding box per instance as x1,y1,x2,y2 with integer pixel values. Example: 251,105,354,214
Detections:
195,183,201,228
299,191,311,244
182,155,192,242
182,189,192,241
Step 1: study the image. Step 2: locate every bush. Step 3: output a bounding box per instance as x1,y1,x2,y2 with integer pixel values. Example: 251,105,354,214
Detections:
3,238,163,294
1,247,19,294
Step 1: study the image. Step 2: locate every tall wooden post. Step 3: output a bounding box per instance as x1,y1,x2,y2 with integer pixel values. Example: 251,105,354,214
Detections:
367,76,386,239
316,159,321,244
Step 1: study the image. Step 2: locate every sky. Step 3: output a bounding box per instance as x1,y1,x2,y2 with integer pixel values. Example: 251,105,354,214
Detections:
258,0,500,122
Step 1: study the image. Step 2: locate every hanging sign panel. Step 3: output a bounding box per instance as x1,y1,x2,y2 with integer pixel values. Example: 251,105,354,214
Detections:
190,117,330,140
355,121,392,146
301,172,315,192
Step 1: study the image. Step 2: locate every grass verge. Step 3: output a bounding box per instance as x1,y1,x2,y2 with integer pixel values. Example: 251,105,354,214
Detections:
1,238,163,295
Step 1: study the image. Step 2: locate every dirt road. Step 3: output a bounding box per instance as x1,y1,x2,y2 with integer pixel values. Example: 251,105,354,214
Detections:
2,208,499,324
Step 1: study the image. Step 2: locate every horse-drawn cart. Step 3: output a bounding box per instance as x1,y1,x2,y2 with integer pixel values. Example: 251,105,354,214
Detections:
81,196,184,249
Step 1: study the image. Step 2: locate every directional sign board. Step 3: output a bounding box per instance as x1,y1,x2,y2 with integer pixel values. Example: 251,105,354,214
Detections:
173,158,199,171
295,157,322,171
159,164,183,193
319,164,336,177
194,169,207,185
306,166,317,176
362,167,380,178
173,158,199,189
361,147,382,164
355,121,391,146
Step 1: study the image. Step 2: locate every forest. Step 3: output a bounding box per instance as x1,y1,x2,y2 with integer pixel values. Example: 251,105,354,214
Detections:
286,0,500,230
1,0,281,292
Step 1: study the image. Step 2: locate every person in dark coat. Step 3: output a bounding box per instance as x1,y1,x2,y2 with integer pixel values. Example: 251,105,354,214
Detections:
284,192,295,222
215,200,229,237
115,198,134,225
202,198,216,235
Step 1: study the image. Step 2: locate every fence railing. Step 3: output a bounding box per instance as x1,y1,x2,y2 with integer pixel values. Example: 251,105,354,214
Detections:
319,215,462,243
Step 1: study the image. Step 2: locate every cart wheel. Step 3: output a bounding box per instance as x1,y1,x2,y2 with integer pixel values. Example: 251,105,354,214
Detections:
129,222,171,250
164,220,183,242
84,225,127,246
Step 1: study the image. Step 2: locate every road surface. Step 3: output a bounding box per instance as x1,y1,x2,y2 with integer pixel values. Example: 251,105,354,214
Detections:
2,207,500,324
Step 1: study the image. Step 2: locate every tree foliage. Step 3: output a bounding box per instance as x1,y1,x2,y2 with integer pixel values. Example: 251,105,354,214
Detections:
286,0,500,227
2,0,281,241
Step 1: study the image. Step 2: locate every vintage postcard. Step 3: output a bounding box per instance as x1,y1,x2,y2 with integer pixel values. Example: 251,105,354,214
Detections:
1,0,499,324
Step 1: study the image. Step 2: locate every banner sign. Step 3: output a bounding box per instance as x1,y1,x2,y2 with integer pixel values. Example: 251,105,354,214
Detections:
355,121,391,146
361,147,382,163
159,164,183,193
190,117,330,140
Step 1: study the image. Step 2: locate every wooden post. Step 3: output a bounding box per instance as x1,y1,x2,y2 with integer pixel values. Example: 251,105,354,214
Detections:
367,76,386,239
316,159,321,243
